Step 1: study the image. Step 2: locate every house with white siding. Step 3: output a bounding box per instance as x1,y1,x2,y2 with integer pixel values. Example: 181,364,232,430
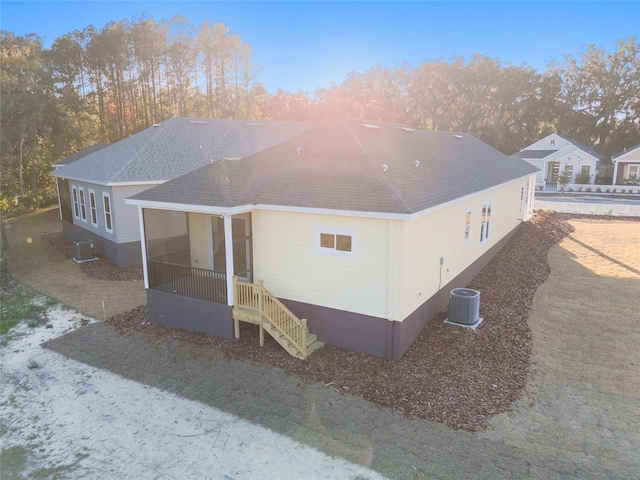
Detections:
612,143,640,185
513,134,601,190
126,119,538,360
50,118,314,266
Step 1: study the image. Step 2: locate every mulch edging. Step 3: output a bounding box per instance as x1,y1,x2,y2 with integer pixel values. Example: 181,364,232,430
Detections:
42,232,143,281
104,212,622,431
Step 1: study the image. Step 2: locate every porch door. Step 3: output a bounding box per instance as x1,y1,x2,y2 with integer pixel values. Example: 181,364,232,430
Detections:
549,162,560,183
232,213,252,282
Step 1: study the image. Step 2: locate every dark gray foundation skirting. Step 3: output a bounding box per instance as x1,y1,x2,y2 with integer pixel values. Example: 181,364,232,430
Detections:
147,289,234,339
282,225,519,360
142,225,518,360
61,221,142,267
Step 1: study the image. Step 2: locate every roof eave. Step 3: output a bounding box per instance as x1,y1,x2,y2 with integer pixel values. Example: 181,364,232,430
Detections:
126,172,537,221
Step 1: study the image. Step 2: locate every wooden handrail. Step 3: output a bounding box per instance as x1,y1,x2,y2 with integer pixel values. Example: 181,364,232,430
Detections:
234,276,308,357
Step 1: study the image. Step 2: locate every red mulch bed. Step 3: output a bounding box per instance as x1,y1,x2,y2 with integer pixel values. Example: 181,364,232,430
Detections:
105,212,636,431
42,232,143,281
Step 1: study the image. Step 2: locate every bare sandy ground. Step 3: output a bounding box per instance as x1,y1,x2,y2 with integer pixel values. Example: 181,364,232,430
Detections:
482,219,640,478
0,299,386,480
3,218,638,479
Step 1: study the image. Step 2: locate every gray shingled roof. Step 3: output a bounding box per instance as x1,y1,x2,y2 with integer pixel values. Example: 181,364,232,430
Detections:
51,118,314,184
52,143,109,166
131,119,539,215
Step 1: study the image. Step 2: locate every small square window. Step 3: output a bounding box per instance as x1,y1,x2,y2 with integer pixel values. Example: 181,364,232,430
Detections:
336,235,352,252
315,227,356,258
320,233,334,249
550,139,555,146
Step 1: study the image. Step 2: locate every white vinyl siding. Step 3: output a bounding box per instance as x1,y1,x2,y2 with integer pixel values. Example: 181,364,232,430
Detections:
253,210,389,318
103,192,113,233
89,189,98,226
399,179,526,320
112,185,158,243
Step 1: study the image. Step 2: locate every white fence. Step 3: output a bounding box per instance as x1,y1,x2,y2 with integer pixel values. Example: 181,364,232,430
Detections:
534,200,640,217
536,183,640,194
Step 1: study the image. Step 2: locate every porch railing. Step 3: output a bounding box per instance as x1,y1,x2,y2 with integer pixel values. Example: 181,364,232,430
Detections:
147,251,227,304
233,277,309,358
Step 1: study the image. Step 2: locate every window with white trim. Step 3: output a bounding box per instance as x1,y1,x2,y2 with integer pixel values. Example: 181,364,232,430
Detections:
464,211,472,240
78,187,87,222
103,192,113,233
625,165,638,181
89,189,98,226
480,202,492,243
71,186,80,219
315,227,356,258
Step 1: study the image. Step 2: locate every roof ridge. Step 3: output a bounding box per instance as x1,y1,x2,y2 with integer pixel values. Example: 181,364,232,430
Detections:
111,117,177,182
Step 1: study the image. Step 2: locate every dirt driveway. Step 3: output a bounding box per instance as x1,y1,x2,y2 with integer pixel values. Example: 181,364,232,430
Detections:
2,216,639,478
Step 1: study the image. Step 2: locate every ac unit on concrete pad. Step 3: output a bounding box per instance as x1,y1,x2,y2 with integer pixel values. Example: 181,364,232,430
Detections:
448,288,481,325
73,239,95,262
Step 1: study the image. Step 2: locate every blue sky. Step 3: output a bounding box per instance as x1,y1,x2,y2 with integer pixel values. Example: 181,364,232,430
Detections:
2,1,638,93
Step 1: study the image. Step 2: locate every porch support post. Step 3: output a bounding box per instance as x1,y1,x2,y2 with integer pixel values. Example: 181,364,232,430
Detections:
138,206,149,289
224,214,234,306
55,178,63,221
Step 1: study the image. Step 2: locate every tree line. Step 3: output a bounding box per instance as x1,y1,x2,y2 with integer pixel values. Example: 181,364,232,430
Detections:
1,14,638,214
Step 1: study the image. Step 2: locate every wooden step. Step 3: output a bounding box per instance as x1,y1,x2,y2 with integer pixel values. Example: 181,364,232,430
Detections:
306,340,325,356
262,323,324,359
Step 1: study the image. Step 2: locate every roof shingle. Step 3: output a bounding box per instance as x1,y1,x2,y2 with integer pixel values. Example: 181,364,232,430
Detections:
131,119,539,215
51,118,314,184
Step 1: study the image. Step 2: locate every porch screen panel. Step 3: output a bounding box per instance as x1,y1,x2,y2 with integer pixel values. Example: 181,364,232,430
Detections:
58,179,73,223
143,209,190,263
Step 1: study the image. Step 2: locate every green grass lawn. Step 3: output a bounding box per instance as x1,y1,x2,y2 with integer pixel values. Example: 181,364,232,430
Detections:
4,208,146,320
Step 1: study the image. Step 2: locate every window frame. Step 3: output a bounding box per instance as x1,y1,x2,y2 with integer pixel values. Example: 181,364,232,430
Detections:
78,187,87,222
102,192,113,234
464,210,472,241
625,164,639,180
88,189,98,227
480,201,492,244
315,226,357,259
71,185,80,219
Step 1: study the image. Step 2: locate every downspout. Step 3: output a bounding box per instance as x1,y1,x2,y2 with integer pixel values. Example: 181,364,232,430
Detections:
55,178,63,221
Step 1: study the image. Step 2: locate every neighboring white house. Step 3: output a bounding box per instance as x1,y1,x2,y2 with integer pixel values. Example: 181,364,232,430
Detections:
50,118,314,266
612,143,640,186
127,119,538,360
512,134,602,190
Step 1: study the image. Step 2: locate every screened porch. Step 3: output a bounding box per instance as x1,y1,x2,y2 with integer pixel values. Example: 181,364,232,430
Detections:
142,209,252,305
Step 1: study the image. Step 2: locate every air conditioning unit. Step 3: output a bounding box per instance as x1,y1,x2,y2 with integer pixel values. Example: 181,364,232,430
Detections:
448,288,481,325
73,239,94,261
